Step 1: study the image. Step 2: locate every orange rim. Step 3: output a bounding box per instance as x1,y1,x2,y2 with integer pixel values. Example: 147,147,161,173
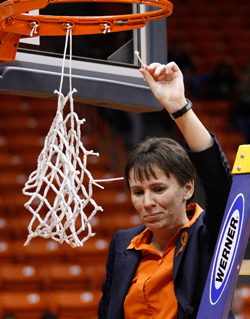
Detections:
0,0,173,36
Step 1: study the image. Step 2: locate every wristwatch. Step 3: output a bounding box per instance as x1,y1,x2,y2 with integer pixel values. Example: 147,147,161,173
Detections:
170,99,193,120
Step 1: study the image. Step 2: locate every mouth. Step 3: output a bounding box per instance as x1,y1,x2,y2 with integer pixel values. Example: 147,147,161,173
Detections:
144,213,161,221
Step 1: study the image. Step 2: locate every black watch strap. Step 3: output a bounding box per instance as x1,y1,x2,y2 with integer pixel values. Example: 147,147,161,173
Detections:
170,99,193,120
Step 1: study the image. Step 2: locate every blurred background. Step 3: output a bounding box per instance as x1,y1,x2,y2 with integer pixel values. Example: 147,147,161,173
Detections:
0,0,250,317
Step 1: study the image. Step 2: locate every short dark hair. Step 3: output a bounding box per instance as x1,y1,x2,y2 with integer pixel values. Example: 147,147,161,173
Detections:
125,137,196,203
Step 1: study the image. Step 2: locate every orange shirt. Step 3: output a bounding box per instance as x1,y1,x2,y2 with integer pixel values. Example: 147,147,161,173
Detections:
124,203,203,319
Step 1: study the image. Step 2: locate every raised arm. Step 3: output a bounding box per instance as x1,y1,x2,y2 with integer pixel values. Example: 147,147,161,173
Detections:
140,62,213,152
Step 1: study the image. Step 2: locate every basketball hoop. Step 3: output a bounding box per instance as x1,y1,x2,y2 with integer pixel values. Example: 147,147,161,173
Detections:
0,0,173,36
0,0,173,62
0,0,173,247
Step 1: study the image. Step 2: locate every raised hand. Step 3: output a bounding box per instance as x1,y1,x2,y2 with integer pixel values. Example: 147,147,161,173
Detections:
139,62,186,114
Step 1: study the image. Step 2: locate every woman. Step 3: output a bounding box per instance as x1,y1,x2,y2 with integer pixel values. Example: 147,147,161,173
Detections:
98,62,234,319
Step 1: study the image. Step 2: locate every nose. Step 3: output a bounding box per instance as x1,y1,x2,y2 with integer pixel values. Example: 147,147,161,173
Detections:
143,191,156,209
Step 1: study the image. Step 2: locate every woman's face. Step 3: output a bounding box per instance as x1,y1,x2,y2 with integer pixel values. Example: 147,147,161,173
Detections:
129,165,194,232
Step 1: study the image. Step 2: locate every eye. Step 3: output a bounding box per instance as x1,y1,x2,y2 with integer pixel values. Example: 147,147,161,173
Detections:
132,189,144,196
154,187,165,193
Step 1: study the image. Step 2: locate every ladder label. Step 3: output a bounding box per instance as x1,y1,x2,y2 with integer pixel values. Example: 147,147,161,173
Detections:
210,193,244,305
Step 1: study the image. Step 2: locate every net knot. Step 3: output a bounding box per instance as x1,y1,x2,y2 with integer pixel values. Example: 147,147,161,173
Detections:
29,21,39,37
101,23,112,34
62,22,74,31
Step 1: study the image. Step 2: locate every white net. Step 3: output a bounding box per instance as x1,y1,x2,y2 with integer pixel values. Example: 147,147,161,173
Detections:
22,25,122,248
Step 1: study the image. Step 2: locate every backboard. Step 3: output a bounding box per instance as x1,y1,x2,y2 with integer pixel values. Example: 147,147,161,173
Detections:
0,3,169,113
